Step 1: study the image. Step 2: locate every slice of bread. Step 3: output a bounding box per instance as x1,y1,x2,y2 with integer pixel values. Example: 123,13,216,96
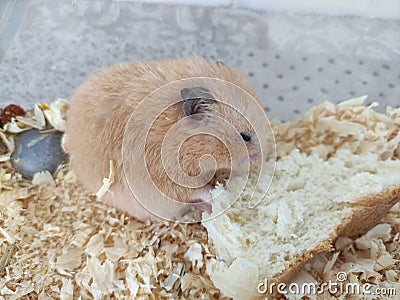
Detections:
202,97,400,300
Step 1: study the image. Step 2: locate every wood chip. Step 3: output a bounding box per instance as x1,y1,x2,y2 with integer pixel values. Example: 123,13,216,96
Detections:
0,244,15,273
95,160,115,200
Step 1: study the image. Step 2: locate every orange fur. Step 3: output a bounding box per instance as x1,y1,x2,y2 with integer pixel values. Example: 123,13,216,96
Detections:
65,57,264,222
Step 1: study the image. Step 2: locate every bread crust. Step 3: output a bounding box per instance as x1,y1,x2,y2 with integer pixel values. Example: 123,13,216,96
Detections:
274,185,400,285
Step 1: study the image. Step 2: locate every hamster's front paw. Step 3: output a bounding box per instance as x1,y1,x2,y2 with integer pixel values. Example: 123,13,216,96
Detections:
190,185,213,213
178,186,214,221
189,198,212,214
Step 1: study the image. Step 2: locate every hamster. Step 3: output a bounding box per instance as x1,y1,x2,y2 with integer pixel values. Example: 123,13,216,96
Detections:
65,57,267,222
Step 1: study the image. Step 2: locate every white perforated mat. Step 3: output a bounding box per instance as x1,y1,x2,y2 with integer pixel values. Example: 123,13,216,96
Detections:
0,1,399,121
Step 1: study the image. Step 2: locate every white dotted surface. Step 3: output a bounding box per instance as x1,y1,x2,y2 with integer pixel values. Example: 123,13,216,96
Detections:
0,1,399,122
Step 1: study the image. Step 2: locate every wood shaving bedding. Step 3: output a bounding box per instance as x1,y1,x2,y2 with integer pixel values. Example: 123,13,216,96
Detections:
273,96,400,160
0,96,399,299
0,163,223,299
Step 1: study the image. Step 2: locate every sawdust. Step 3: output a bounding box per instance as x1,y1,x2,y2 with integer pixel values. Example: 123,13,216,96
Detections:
0,161,223,299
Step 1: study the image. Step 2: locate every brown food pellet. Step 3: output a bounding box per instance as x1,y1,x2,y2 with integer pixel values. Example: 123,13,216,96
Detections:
0,104,26,127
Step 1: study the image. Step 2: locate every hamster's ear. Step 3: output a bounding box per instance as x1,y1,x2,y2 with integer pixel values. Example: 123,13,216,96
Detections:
181,87,216,117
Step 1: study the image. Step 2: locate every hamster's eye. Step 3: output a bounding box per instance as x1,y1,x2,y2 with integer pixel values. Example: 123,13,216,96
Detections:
240,131,251,142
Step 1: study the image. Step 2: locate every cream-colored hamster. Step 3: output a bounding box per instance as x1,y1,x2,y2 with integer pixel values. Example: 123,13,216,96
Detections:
65,57,266,222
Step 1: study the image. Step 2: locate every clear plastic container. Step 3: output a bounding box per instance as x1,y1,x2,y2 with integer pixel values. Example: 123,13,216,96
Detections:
0,0,399,122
